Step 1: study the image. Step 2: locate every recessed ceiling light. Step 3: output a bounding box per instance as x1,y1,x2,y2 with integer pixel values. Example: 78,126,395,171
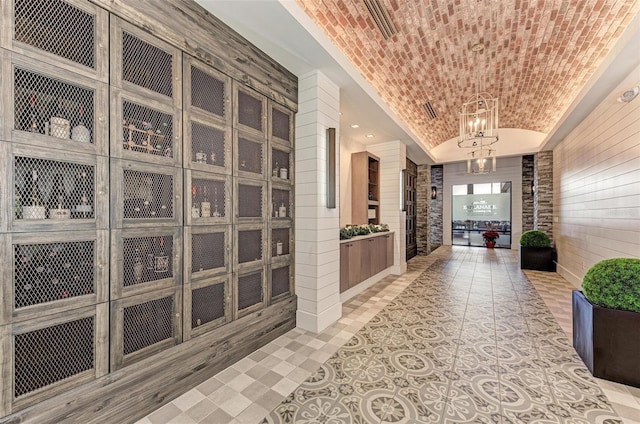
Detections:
366,134,374,138
351,124,360,128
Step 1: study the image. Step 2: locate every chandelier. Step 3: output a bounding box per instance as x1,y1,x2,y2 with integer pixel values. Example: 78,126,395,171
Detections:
459,43,499,174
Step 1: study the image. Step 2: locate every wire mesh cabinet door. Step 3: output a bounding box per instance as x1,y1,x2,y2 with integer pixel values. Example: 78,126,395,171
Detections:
268,100,294,148
3,303,108,415
2,0,109,81
109,17,181,108
110,159,183,229
183,55,232,174
183,273,231,341
234,267,266,319
233,82,266,138
184,170,232,226
110,286,182,371
110,227,183,301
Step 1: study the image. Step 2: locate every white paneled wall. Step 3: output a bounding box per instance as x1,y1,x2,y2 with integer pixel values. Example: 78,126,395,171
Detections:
554,63,640,287
443,157,524,249
368,141,407,274
294,71,342,333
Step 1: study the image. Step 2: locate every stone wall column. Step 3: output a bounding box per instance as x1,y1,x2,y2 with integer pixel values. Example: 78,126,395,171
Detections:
534,151,553,242
522,155,535,232
416,165,430,255
430,165,443,249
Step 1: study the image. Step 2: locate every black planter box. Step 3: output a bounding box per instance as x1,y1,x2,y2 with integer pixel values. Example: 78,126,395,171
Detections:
519,245,556,271
572,290,640,388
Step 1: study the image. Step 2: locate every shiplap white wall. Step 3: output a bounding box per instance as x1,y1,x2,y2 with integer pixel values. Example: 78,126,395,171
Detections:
443,157,524,249
294,70,342,333
554,63,640,287
368,141,407,275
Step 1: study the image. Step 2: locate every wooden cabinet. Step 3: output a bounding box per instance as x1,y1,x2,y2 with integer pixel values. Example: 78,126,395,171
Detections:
339,232,394,292
351,151,380,225
0,0,297,420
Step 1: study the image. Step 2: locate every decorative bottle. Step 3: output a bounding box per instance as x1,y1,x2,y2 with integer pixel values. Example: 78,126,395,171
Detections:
23,170,46,219
200,185,211,217
133,248,144,284
278,202,287,218
19,92,44,133
48,97,70,139
47,173,70,219
191,185,200,218
154,237,170,275
71,171,93,219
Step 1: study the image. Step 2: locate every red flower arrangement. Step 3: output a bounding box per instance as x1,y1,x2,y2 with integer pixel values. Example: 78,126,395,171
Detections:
482,231,500,242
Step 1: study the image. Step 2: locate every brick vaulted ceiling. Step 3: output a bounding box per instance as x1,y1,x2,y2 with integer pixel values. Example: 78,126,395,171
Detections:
295,0,640,149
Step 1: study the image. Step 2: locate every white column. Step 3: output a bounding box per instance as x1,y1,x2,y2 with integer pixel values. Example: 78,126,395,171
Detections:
294,70,342,333
367,141,407,275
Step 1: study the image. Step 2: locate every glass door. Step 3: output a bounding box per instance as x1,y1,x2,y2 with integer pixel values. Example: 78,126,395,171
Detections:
451,182,512,248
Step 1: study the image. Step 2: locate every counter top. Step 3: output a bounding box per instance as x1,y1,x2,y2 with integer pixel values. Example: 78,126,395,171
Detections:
340,231,394,244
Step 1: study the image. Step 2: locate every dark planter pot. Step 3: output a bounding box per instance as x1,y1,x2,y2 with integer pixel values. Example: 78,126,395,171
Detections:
485,240,496,248
572,290,640,388
519,245,556,271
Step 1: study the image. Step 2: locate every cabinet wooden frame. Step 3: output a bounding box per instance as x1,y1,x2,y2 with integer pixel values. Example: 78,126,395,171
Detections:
0,0,109,82
234,177,267,223
268,100,294,147
234,265,266,319
234,128,267,180
7,143,109,232
184,225,231,283
269,181,293,221
1,303,108,416
110,87,183,167
184,169,232,226
110,286,182,371
234,223,268,273
268,263,293,303
109,17,182,108
182,54,232,127
269,221,293,264
2,52,110,157
0,143,11,233
183,110,232,175
182,273,232,341
109,227,183,300
269,141,293,186
0,230,109,325
110,159,183,229
233,82,267,138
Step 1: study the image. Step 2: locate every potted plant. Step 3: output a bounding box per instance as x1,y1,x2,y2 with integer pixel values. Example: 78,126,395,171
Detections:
519,230,556,271
573,258,640,387
482,230,499,248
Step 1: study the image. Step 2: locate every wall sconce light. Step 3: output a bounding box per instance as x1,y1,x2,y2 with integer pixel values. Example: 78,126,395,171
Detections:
531,180,536,196
431,186,437,199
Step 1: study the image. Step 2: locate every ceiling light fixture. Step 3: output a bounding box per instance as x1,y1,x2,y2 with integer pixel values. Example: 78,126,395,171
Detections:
366,134,374,138
459,42,499,175
351,124,359,128
617,86,639,103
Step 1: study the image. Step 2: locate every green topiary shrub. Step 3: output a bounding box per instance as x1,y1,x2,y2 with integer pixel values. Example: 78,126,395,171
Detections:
519,230,551,247
582,258,640,312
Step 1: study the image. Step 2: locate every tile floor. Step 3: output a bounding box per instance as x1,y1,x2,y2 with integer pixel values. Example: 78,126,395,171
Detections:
138,246,640,424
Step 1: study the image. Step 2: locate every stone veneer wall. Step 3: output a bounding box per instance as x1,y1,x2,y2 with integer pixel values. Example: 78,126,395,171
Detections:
416,164,430,255
534,151,554,242
522,155,535,232
430,165,444,249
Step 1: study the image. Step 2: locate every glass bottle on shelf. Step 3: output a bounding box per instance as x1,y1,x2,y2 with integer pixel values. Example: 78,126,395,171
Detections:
278,202,287,218
191,185,200,218
200,185,211,218
276,240,283,256
14,184,23,219
48,97,70,139
71,171,93,219
133,248,144,284
22,169,46,219
19,92,44,134
211,186,221,217
47,173,71,219
273,161,279,177
154,237,169,275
